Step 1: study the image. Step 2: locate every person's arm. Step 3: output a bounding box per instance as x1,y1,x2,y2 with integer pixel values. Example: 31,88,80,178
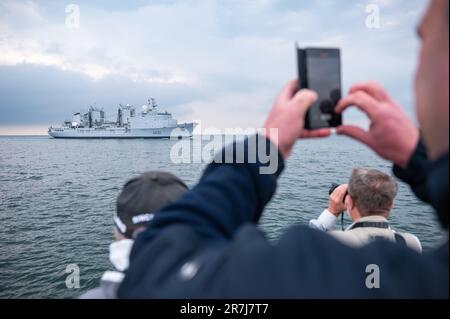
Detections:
135,135,284,245
309,209,338,231
393,139,431,204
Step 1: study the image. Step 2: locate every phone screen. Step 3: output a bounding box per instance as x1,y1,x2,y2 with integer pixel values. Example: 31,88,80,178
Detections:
303,48,342,129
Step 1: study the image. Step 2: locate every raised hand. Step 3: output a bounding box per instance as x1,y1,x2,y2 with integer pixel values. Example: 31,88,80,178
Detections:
336,81,420,168
264,80,331,159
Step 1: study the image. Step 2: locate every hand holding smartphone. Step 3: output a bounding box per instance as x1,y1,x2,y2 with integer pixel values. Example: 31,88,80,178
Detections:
297,46,342,129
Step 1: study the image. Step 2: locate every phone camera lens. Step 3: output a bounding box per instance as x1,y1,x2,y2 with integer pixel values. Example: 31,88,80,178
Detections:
320,99,333,113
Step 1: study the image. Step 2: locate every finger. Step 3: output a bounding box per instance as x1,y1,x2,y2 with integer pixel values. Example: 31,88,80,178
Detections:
299,128,331,139
349,81,390,101
331,184,345,197
277,79,299,104
335,184,347,198
342,184,349,202
336,125,373,147
291,89,318,115
337,184,348,199
335,91,380,119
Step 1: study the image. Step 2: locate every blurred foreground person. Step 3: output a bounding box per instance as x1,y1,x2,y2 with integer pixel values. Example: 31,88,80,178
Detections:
310,168,422,252
80,171,188,299
119,0,448,298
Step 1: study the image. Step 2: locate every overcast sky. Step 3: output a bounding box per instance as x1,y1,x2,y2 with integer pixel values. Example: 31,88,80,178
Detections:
0,0,428,135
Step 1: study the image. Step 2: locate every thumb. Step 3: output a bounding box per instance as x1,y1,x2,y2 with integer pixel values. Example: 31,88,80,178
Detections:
291,89,318,115
336,125,373,147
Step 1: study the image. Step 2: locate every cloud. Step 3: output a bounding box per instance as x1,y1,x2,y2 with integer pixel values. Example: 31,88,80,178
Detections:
179,90,275,129
0,0,428,134
0,1,195,84
0,64,203,125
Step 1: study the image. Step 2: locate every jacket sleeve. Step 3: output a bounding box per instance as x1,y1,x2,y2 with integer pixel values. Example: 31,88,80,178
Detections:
134,135,284,246
309,209,338,231
393,139,430,204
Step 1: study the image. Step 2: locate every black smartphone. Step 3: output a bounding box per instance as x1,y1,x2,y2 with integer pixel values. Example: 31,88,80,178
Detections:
297,46,342,129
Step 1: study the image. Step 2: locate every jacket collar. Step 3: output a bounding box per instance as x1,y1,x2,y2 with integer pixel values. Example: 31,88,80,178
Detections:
109,239,134,272
346,215,390,231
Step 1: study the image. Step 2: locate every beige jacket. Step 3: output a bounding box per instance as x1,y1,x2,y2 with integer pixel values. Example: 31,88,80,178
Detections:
310,211,422,253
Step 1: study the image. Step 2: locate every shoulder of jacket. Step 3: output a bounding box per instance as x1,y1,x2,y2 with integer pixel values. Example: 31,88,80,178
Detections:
395,232,423,253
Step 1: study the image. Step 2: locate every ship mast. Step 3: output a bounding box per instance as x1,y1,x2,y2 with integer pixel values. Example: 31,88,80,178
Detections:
149,97,158,110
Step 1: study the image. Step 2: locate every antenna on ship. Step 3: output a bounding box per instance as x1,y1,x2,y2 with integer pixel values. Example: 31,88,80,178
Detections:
149,97,158,109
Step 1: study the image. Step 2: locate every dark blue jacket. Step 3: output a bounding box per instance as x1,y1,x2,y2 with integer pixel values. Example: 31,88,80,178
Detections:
118,137,448,298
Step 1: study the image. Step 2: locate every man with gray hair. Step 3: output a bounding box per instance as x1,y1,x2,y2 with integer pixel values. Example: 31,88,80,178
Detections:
310,168,422,252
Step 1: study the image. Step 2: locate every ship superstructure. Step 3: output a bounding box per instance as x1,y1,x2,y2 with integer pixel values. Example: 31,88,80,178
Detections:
48,98,196,138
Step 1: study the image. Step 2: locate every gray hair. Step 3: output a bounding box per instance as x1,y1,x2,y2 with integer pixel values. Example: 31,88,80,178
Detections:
348,168,398,216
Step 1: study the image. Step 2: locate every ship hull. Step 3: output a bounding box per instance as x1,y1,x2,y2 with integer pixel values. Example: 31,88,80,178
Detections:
48,123,196,139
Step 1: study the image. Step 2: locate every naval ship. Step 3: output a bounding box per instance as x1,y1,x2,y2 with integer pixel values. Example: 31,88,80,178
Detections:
48,98,197,139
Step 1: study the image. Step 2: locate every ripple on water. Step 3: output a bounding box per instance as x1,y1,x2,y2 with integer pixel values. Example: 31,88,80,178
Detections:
28,175,44,181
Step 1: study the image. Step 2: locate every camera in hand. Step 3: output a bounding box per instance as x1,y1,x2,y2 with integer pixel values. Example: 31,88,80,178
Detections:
297,46,342,129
